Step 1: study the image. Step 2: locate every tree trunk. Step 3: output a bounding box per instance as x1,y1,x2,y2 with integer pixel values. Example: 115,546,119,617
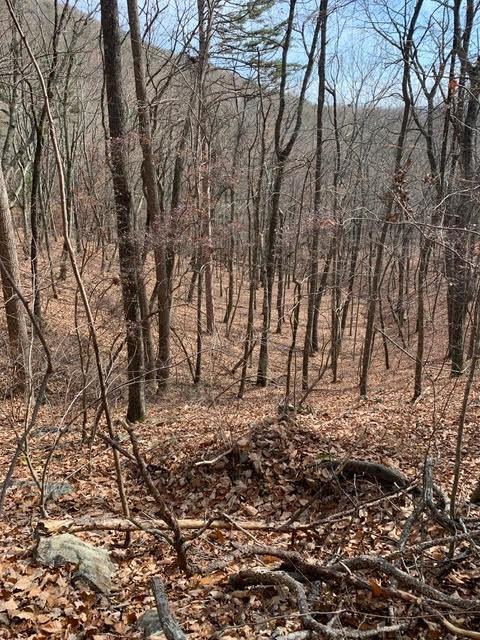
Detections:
359,0,424,397
445,13,480,375
100,0,145,422
196,0,215,337
303,1,328,388
126,0,170,390
0,164,28,389
30,118,44,323
257,0,322,386
167,113,191,294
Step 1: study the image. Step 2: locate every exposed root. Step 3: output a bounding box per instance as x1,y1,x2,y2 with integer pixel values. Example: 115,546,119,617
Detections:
229,568,409,638
230,543,480,640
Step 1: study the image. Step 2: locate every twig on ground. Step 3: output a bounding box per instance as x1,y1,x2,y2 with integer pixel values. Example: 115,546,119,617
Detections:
441,616,480,639
194,449,233,467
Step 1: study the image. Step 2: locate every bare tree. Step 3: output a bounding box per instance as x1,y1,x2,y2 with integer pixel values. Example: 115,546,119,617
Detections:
0,163,28,389
359,0,425,397
126,0,171,390
302,0,329,389
100,0,145,422
257,0,323,386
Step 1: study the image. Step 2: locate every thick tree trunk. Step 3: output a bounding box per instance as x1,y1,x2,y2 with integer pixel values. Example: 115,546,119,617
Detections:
0,164,28,389
445,38,480,375
445,194,473,376
100,0,145,422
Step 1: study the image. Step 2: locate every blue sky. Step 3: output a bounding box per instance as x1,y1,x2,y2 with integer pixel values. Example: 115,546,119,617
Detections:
73,0,467,107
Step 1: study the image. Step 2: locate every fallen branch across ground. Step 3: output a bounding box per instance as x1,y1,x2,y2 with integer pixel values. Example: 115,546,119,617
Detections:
35,516,284,537
35,503,476,539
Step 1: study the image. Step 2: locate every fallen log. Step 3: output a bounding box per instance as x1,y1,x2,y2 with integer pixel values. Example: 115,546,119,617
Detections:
320,458,409,488
321,458,447,509
35,516,282,537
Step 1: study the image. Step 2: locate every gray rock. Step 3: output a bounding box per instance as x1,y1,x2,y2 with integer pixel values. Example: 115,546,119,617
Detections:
137,609,166,639
44,481,74,501
35,533,115,595
6,479,74,502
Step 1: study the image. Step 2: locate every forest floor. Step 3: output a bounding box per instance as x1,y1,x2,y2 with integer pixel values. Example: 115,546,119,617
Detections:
1,252,480,639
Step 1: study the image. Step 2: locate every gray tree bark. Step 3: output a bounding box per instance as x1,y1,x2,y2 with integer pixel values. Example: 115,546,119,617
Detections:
126,0,170,390
0,164,28,389
100,0,145,422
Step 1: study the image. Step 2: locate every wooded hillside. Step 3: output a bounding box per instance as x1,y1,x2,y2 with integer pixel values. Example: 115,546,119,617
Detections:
1,0,480,638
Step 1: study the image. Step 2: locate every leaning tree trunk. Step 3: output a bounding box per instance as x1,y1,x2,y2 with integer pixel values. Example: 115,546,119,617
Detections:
100,0,145,422
0,164,28,390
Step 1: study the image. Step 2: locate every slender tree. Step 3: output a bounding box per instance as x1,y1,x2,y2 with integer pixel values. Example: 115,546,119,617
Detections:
303,0,329,389
359,0,424,397
126,0,171,390
257,0,323,386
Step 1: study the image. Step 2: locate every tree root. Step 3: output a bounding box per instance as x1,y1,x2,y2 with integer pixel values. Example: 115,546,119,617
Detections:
229,568,409,638
230,543,480,640
320,458,409,489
